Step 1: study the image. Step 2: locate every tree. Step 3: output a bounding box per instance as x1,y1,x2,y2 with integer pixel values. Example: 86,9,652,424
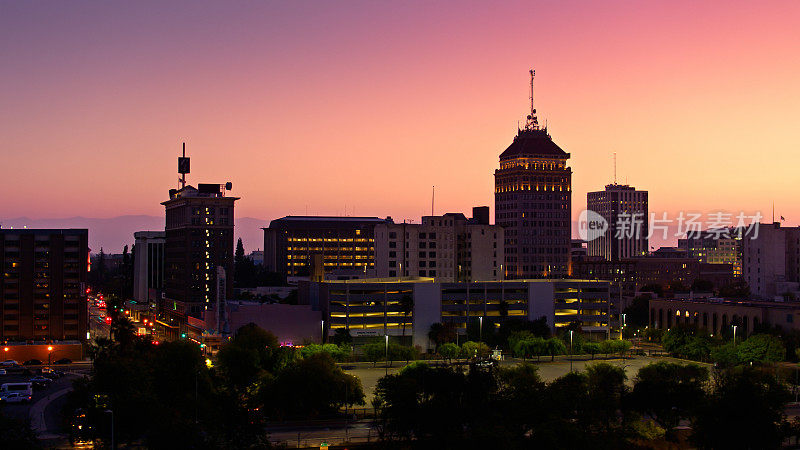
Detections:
622,294,651,329
332,328,352,346
266,353,365,419
598,340,614,358
736,334,786,364
428,322,456,349
400,294,413,341
461,341,490,359
545,338,566,361
438,343,460,363
718,279,750,299
363,341,385,367
691,278,714,292
583,342,600,359
631,362,709,438
693,368,790,449
584,363,629,435
0,411,39,449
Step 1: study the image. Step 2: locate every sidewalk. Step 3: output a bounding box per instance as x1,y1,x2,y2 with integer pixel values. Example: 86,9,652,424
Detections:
30,386,72,440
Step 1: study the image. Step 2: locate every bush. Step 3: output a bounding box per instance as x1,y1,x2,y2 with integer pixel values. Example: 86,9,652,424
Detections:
438,343,460,362
461,341,490,358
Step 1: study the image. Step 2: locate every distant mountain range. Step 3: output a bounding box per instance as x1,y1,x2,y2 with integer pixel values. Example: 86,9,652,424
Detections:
0,215,268,255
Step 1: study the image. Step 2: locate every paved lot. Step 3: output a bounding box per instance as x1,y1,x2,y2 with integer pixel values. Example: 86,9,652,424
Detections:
345,355,711,398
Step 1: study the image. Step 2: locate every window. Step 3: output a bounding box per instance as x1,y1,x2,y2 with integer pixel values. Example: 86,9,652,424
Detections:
389,232,397,239
419,242,426,249
389,241,397,248
419,251,426,258
419,233,427,239
389,251,396,258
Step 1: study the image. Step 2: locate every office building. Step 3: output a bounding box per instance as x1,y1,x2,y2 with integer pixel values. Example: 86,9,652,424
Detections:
305,278,610,349
678,230,742,276
495,70,571,278
0,229,89,341
263,216,392,277
587,184,648,260
743,223,800,300
161,151,238,317
133,231,165,303
374,207,504,281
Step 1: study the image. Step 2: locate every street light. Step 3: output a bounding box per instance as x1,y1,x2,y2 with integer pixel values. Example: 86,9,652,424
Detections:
479,317,483,343
384,334,389,375
47,346,54,365
105,409,115,450
569,330,574,372
321,320,325,344
732,325,738,346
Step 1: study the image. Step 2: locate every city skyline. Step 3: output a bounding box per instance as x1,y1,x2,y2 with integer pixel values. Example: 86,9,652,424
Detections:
2,1,798,231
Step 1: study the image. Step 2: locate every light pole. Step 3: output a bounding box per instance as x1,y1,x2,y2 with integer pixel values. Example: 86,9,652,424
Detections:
47,346,53,365
732,325,738,346
105,409,114,450
569,330,574,372
384,334,389,375
620,313,627,339
479,317,483,343
321,320,325,344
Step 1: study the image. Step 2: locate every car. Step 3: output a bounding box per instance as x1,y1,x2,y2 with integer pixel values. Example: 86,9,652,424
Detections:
29,376,51,388
54,358,72,365
0,360,19,367
0,369,6,376
0,392,32,403
472,358,498,369
23,359,42,366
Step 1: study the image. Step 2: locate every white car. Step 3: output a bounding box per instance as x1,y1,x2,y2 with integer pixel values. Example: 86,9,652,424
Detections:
0,392,31,403
0,360,18,367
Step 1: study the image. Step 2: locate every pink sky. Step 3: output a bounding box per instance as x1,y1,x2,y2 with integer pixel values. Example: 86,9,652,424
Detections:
1,0,798,236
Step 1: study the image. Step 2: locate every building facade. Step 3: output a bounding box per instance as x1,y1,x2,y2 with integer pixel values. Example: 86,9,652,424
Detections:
649,297,800,336
743,222,800,300
587,184,648,260
162,184,238,317
263,216,392,277
0,229,89,342
374,207,504,282
306,278,610,349
495,128,571,279
678,230,742,276
133,231,165,303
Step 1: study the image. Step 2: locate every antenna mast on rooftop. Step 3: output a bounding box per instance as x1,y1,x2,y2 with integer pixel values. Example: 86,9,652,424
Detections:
613,152,617,185
525,69,539,131
177,142,190,189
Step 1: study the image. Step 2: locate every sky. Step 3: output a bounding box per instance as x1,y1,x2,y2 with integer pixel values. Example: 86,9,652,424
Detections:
1,0,799,244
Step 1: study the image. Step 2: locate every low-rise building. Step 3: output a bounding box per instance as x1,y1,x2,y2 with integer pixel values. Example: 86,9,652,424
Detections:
303,278,610,350
649,297,800,336
374,207,504,282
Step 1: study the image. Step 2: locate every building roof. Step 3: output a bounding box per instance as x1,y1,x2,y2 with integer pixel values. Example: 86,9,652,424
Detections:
265,216,393,230
499,128,569,160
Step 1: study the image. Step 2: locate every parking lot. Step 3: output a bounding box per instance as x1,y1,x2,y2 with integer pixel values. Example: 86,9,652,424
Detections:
1,363,87,438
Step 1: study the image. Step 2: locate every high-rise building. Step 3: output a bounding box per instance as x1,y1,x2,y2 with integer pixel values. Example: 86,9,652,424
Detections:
374,207,504,281
495,70,571,278
587,184,648,260
0,229,89,341
743,223,800,300
162,150,238,317
132,231,165,303
263,216,392,278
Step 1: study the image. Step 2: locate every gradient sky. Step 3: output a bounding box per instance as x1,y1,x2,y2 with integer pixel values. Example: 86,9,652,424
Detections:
2,0,799,239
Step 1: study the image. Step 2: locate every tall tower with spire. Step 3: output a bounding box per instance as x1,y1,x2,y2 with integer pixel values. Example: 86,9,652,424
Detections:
495,70,572,278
